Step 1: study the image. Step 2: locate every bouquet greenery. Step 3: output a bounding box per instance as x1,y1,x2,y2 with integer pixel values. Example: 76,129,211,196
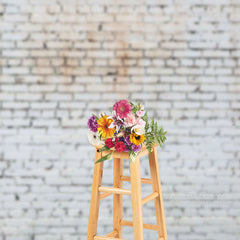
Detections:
87,100,167,163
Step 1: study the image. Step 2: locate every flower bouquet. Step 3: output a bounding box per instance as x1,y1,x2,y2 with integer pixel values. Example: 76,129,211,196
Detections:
87,100,167,163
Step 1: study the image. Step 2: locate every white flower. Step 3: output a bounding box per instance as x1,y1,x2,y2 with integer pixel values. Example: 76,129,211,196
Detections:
139,103,144,110
131,125,145,135
88,130,103,146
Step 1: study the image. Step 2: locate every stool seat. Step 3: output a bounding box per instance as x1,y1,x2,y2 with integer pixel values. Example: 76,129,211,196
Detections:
87,145,168,240
93,143,158,159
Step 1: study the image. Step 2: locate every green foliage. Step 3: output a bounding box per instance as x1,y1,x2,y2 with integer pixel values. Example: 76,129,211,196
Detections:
129,150,139,163
99,145,110,152
143,111,167,154
130,101,140,115
142,112,149,132
95,152,113,164
93,114,99,120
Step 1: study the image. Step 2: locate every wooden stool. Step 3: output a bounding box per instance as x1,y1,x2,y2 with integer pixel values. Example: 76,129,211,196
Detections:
87,144,168,240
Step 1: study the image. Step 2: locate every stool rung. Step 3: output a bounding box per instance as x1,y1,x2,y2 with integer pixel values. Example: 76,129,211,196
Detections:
94,236,126,240
121,220,159,231
104,231,118,237
120,176,152,184
99,186,131,195
142,192,159,205
100,192,112,200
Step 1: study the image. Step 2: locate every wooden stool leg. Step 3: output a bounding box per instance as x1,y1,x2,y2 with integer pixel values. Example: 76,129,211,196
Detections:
113,158,123,238
149,147,168,240
130,157,144,240
87,150,104,240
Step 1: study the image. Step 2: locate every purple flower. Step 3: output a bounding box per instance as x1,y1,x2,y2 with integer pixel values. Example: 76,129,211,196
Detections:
88,116,98,132
124,135,131,146
112,115,124,127
124,145,130,152
131,144,141,153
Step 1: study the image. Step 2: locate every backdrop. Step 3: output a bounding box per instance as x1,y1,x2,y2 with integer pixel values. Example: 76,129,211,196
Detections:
0,0,240,240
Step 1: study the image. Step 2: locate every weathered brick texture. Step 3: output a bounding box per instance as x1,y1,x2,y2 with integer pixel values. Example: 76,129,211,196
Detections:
0,0,240,240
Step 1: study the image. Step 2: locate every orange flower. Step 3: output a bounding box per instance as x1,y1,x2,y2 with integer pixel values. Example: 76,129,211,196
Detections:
97,115,115,139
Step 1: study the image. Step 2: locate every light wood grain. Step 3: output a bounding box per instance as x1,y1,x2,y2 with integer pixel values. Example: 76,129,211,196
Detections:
104,231,118,237
130,157,144,240
113,158,123,238
149,146,168,240
99,192,112,200
121,220,159,231
87,150,104,240
142,192,159,205
99,186,131,195
120,176,152,184
94,236,126,240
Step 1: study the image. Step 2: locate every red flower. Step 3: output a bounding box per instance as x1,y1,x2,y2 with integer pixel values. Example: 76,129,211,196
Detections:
115,141,125,152
105,138,115,148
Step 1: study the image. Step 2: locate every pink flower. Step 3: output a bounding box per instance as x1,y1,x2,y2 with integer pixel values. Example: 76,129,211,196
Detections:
137,118,146,127
136,110,145,117
125,113,137,127
113,100,132,119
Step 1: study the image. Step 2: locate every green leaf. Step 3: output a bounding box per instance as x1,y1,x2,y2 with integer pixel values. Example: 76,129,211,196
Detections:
93,114,99,120
154,121,158,132
129,151,138,163
99,146,110,152
143,112,149,132
95,152,113,164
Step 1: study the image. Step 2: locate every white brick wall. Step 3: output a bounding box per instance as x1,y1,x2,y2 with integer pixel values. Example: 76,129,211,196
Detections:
0,0,240,240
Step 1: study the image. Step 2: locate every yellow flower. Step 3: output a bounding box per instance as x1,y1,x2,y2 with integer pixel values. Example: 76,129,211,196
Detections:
97,115,115,139
129,132,146,145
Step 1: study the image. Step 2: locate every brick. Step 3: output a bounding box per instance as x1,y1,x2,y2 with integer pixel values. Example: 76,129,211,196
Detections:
3,50,29,57
16,93,42,101
30,102,57,109
174,101,201,108
1,84,28,92
46,41,72,48
3,14,28,22
2,67,29,75
33,119,59,127
17,41,43,48
45,94,72,101
31,50,57,57
32,67,54,75
88,50,114,58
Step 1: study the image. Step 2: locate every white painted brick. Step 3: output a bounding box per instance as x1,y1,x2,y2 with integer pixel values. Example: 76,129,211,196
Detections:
30,50,57,58
16,93,42,101
45,94,72,101
2,102,29,109
17,41,43,48
46,41,72,48
0,93,15,101
202,101,230,109
0,1,239,240
174,101,201,108
88,50,114,58
3,14,28,22
33,120,59,127
2,67,29,75
200,84,227,92
32,67,54,75
30,102,57,109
